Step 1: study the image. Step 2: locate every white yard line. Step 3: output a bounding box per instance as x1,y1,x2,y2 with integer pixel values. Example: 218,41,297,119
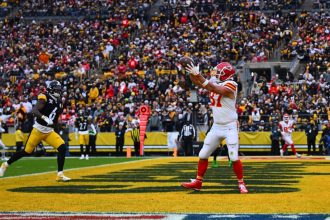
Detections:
0,157,161,180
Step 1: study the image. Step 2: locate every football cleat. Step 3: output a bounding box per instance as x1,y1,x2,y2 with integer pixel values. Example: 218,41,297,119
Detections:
0,162,8,177
296,153,301,158
85,155,89,160
238,181,248,194
181,179,202,191
56,174,71,182
280,149,284,157
79,155,85,160
1,157,8,161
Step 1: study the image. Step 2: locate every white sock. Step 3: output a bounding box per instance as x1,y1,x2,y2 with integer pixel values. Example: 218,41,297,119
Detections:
57,171,63,176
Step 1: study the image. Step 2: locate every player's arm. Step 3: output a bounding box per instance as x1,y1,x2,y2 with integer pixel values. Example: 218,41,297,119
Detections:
188,70,235,99
32,94,53,125
32,99,46,119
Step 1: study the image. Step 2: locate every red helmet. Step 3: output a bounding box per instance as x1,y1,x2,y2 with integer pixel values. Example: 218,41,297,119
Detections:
214,62,235,82
283,113,289,122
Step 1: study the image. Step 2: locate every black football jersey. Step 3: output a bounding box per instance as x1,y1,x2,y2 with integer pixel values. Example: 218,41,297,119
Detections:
76,116,89,132
35,93,62,127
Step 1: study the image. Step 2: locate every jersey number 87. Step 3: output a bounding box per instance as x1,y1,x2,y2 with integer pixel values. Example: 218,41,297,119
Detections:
210,92,222,107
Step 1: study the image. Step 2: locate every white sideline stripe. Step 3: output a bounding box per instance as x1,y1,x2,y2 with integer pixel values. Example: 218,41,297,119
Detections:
0,158,161,180
0,212,187,219
40,145,313,149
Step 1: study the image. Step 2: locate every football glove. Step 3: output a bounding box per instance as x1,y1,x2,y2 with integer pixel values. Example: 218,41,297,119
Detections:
186,63,200,76
41,115,53,126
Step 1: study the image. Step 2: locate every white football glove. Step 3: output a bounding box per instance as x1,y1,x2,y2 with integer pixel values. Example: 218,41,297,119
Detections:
186,63,200,76
41,115,53,126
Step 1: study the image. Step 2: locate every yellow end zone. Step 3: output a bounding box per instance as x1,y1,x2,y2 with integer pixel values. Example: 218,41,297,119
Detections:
0,157,329,214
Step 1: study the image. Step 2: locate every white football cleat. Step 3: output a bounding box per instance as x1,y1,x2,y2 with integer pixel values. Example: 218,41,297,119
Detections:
296,153,301,158
85,155,89,160
79,155,85,160
1,157,8,161
56,173,71,182
280,149,284,157
0,162,9,177
238,181,248,194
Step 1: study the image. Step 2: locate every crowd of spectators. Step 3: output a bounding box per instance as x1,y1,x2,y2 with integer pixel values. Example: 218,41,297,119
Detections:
0,0,18,17
0,1,329,136
214,0,303,11
242,11,330,132
20,0,155,18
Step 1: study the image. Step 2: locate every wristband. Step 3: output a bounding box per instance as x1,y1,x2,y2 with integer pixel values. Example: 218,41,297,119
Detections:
202,79,209,87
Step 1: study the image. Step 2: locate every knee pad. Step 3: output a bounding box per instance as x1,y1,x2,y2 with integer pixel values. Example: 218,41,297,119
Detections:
228,147,239,161
226,133,239,161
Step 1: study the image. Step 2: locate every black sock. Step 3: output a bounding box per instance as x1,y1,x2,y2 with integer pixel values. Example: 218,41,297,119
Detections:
80,144,84,155
57,145,66,172
7,150,30,165
86,145,90,155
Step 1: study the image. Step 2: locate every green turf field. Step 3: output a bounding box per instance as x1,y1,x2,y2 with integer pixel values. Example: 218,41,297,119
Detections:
1,157,144,177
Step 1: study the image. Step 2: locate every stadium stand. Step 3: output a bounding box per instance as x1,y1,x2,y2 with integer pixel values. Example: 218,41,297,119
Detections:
0,0,329,154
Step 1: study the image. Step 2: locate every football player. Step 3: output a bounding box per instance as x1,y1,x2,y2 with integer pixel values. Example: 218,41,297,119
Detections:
181,62,248,193
279,113,301,158
0,80,71,181
75,110,94,160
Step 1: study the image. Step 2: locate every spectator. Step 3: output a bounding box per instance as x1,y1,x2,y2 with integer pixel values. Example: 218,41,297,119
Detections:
270,123,281,155
89,118,98,156
148,111,161,131
15,125,24,152
305,120,319,155
88,83,99,104
115,122,126,156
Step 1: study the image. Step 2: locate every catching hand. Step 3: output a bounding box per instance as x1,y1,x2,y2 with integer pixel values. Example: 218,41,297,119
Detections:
186,63,200,76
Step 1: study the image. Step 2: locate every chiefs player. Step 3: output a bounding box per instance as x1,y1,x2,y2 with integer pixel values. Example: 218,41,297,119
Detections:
0,80,71,181
279,114,301,158
181,62,248,194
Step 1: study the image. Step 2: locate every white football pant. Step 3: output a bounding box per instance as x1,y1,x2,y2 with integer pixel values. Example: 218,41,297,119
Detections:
199,122,239,161
282,135,293,145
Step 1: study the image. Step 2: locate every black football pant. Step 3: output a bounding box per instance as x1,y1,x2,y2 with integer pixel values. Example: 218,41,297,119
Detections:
183,137,193,156
89,135,97,155
307,137,316,154
134,141,140,156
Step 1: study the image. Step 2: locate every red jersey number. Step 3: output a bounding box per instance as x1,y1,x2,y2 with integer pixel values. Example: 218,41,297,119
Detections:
210,92,222,107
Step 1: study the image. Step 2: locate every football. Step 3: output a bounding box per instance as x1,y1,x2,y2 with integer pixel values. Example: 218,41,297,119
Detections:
179,56,194,69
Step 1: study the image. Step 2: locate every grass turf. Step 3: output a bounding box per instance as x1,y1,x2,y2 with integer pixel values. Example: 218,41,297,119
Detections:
1,157,144,177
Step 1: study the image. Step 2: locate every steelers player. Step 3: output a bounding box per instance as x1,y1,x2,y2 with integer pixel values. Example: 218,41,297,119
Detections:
75,110,91,160
0,80,71,181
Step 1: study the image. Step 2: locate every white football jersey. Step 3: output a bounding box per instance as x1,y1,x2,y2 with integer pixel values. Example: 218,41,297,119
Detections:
279,120,295,135
210,80,238,125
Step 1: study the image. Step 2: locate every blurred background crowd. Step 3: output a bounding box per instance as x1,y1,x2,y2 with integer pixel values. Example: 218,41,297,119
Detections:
0,0,329,137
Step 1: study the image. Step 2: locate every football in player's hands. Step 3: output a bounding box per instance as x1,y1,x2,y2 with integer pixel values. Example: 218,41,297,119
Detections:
179,57,194,70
